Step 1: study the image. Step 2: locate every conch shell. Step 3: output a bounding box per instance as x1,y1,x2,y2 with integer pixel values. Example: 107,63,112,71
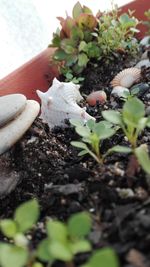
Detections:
37,78,95,129
111,68,141,88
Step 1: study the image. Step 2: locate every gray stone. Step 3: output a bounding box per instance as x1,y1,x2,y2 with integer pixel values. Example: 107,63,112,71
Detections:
146,106,150,116
0,153,20,198
0,94,27,127
0,100,40,155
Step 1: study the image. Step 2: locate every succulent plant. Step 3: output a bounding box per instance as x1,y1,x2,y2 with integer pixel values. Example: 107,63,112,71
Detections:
49,2,139,83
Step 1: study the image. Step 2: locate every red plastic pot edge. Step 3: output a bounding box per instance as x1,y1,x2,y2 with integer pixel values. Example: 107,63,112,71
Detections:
0,0,149,101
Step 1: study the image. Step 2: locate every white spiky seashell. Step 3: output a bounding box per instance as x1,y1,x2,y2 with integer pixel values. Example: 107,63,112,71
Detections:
135,59,150,69
37,78,95,129
111,86,129,97
111,68,141,88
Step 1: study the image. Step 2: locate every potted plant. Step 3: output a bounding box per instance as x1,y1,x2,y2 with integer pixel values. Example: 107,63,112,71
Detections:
0,1,150,267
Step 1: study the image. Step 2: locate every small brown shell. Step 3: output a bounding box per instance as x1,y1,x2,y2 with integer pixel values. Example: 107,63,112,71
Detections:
111,68,141,88
86,91,107,106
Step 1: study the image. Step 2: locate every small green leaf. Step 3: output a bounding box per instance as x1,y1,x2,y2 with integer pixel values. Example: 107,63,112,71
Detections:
123,97,145,127
72,1,83,19
37,239,53,262
137,117,148,131
70,119,83,127
102,110,122,125
54,49,68,60
0,244,28,267
49,242,72,261
47,220,68,243
14,199,39,233
70,240,91,254
135,144,150,174
94,121,115,139
87,119,96,130
78,150,89,156
88,248,119,267
108,145,132,154
79,41,88,52
76,126,91,137
71,141,89,150
0,219,17,238
78,53,89,67
68,212,92,238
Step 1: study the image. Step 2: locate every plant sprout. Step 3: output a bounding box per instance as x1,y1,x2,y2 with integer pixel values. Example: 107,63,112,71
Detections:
102,97,150,174
0,199,119,267
70,119,131,164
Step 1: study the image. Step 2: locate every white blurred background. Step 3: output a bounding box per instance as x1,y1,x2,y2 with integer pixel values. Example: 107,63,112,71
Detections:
0,0,131,78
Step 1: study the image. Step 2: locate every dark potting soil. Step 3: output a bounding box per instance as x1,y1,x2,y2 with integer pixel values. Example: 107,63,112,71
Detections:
0,53,150,267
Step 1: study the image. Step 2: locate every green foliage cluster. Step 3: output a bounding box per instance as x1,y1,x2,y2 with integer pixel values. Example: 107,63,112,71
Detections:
0,200,119,267
144,9,150,34
49,2,139,83
71,97,150,175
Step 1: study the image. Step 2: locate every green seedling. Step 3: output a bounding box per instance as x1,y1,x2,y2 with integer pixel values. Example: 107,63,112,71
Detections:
102,97,150,174
0,200,119,267
37,211,92,266
0,199,40,267
70,119,131,164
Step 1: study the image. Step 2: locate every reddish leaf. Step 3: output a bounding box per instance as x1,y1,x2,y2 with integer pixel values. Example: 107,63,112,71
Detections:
57,16,76,38
76,14,97,29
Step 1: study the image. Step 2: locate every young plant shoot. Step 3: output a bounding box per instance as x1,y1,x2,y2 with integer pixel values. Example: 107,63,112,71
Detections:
70,119,131,164
0,199,119,267
102,97,150,174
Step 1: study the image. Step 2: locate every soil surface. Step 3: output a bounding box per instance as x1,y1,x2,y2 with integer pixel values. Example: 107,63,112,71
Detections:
0,52,150,267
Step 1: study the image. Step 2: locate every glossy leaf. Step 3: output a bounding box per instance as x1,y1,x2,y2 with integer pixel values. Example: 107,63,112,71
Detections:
47,220,68,243
76,126,91,137
49,242,72,261
87,248,119,267
78,150,89,156
0,219,17,238
14,199,39,233
71,141,89,150
37,239,53,262
108,145,132,154
68,212,92,238
78,53,89,67
135,144,150,174
54,49,68,60
70,240,91,254
0,244,28,267
94,122,115,140
72,1,83,19
122,97,145,127
102,110,122,125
